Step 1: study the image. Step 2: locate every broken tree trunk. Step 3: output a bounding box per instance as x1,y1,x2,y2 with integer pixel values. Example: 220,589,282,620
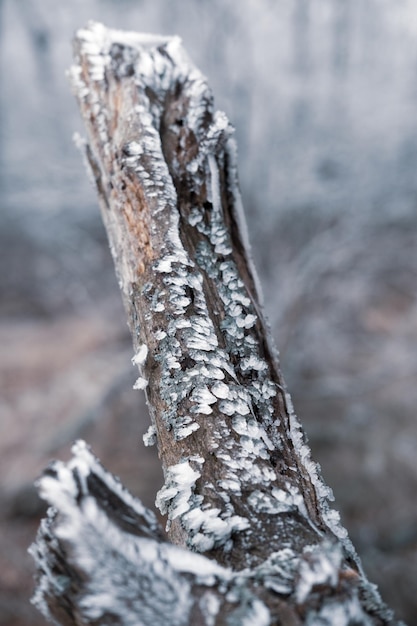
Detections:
30,22,403,626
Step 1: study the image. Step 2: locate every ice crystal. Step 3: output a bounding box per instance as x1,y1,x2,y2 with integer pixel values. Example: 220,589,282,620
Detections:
133,376,148,390
295,541,342,604
156,457,204,519
132,344,148,366
143,424,157,447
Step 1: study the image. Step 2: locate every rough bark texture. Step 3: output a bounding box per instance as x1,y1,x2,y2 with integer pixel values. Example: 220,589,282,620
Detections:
30,22,404,626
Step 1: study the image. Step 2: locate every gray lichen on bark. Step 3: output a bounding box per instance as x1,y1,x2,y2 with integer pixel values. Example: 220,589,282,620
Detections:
30,21,404,626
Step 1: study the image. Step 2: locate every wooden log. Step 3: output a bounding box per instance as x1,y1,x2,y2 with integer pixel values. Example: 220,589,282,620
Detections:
30,22,403,625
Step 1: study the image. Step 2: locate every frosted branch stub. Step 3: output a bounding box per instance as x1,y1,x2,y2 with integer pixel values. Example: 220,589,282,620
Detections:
29,21,404,625
68,19,353,569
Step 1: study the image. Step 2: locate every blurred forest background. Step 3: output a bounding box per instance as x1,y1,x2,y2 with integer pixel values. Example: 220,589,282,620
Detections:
1,0,417,624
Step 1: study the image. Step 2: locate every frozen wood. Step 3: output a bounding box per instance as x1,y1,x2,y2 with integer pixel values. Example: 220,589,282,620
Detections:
29,442,240,626
31,22,403,625
30,442,393,626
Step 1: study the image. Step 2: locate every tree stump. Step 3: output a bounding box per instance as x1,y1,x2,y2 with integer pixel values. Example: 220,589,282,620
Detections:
30,22,403,626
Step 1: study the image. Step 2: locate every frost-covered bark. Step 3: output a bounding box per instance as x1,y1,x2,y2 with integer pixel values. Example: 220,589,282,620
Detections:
31,22,403,625
30,442,256,626
31,442,394,626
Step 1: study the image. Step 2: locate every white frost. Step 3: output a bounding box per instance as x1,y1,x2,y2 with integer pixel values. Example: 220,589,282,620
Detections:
156,457,204,519
208,154,222,214
238,597,271,626
211,382,230,399
133,376,148,390
191,386,217,406
132,344,148,366
247,488,298,515
156,257,174,273
295,541,343,604
175,422,200,440
142,424,157,447
188,511,249,553
199,592,222,626
162,543,230,582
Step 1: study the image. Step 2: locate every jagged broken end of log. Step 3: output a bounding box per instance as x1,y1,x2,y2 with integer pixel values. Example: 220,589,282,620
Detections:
30,21,404,626
30,440,397,626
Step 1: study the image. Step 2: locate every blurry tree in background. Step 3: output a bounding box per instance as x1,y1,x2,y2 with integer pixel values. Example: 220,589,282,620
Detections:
0,1,416,624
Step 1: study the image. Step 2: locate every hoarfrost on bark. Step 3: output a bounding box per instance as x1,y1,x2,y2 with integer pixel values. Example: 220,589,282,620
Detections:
211,381,230,399
133,376,149,390
227,595,270,626
295,540,342,604
252,548,298,595
175,422,201,440
187,508,249,552
248,488,302,515
32,438,399,624
199,592,221,626
143,424,157,447
29,442,239,626
132,343,148,366
304,597,375,626
46,22,403,624
156,458,204,519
